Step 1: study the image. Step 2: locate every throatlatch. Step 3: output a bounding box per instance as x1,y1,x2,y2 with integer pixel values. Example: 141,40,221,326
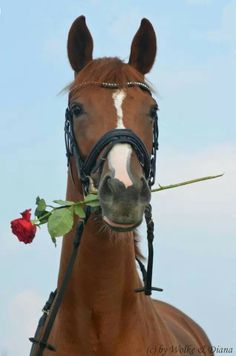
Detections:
135,204,163,296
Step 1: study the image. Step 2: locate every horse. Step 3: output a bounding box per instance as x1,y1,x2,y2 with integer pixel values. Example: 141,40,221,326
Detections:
31,16,213,356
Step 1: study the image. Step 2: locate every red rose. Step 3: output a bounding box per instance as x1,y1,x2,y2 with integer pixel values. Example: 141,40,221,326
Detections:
11,209,36,244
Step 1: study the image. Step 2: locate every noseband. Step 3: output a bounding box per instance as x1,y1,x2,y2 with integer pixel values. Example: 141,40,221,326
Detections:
30,81,162,355
64,81,159,194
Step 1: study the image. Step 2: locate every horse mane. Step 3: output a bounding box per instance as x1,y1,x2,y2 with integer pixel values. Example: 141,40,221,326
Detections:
68,57,150,93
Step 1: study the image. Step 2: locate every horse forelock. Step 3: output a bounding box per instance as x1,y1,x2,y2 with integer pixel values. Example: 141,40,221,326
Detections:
67,57,151,95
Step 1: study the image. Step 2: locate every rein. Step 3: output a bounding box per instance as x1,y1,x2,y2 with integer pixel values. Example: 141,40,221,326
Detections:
29,81,162,355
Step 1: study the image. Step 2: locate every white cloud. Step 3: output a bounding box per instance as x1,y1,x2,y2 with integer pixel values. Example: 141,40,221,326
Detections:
1,290,44,356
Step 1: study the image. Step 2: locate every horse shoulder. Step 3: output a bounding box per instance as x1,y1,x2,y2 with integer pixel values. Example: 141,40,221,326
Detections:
151,299,214,355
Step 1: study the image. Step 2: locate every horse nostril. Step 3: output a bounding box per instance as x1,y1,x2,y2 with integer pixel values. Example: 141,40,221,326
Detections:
104,175,112,193
100,176,127,196
107,177,126,194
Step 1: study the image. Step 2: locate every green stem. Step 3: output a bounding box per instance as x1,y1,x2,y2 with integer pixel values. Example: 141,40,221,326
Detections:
37,211,52,224
33,173,223,226
151,173,224,193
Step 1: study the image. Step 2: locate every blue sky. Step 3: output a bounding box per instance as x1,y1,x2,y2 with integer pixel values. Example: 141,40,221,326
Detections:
0,0,236,355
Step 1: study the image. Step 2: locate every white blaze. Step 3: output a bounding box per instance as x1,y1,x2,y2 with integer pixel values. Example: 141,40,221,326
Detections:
108,144,132,187
112,89,126,128
108,89,133,187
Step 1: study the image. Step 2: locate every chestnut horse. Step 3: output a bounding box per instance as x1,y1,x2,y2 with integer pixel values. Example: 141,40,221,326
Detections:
32,16,213,356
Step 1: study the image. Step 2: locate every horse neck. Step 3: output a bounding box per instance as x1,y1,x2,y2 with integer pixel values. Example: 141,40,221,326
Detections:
53,174,167,354
57,173,141,313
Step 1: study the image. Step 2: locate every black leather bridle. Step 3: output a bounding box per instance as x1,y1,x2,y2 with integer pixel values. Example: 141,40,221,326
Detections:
29,81,162,355
64,81,159,194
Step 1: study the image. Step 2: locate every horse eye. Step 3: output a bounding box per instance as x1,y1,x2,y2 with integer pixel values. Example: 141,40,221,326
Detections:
71,104,83,117
150,105,158,120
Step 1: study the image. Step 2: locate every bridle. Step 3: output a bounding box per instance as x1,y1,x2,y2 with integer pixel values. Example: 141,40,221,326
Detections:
64,81,159,194
29,81,162,355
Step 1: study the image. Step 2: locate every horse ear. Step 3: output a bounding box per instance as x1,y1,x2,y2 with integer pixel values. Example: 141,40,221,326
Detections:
67,16,93,73
129,18,157,74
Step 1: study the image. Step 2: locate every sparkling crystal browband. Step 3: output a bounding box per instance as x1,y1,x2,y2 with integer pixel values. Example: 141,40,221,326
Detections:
71,81,152,93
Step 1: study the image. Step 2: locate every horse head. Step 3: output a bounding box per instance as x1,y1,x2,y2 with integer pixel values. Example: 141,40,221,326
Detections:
66,16,158,232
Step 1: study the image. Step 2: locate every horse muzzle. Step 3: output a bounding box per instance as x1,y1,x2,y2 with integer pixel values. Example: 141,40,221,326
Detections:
98,175,151,231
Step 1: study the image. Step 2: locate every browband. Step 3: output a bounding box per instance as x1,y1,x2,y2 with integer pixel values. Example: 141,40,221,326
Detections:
69,81,152,95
